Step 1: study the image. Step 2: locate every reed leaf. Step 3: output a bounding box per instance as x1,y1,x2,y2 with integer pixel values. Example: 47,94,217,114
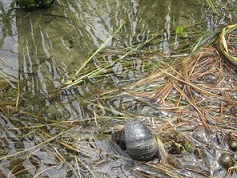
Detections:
206,0,218,14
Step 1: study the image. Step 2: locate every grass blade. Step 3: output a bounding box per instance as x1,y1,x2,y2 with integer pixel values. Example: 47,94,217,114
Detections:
206,0,218,14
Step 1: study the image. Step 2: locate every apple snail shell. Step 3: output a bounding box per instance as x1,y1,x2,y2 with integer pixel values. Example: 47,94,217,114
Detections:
112,121,159,161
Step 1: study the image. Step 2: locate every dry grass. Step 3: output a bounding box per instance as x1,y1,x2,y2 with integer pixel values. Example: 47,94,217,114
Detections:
93,46,237,177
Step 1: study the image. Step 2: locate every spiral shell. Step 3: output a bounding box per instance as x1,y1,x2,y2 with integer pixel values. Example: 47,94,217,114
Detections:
112,121,159,161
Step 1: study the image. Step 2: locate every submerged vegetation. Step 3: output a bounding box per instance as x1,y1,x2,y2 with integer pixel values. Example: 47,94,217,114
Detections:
1,24,237,177
1,0,237,177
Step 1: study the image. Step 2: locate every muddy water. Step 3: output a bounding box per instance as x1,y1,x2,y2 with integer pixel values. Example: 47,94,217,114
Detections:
0,0,237,177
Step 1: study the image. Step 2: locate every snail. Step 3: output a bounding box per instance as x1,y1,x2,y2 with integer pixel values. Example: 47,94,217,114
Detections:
112,121,159,161
219,153,235,169
229,140,237,152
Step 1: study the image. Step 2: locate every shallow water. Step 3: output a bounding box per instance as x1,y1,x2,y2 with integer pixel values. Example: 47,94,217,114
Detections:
1,0,237,177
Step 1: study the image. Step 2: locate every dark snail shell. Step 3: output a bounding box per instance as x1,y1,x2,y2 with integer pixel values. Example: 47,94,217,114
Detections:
229,140,237,151
113,121,159,161
219,153,235,169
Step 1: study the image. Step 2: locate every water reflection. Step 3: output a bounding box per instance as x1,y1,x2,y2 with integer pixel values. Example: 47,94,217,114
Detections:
0,1,15,49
